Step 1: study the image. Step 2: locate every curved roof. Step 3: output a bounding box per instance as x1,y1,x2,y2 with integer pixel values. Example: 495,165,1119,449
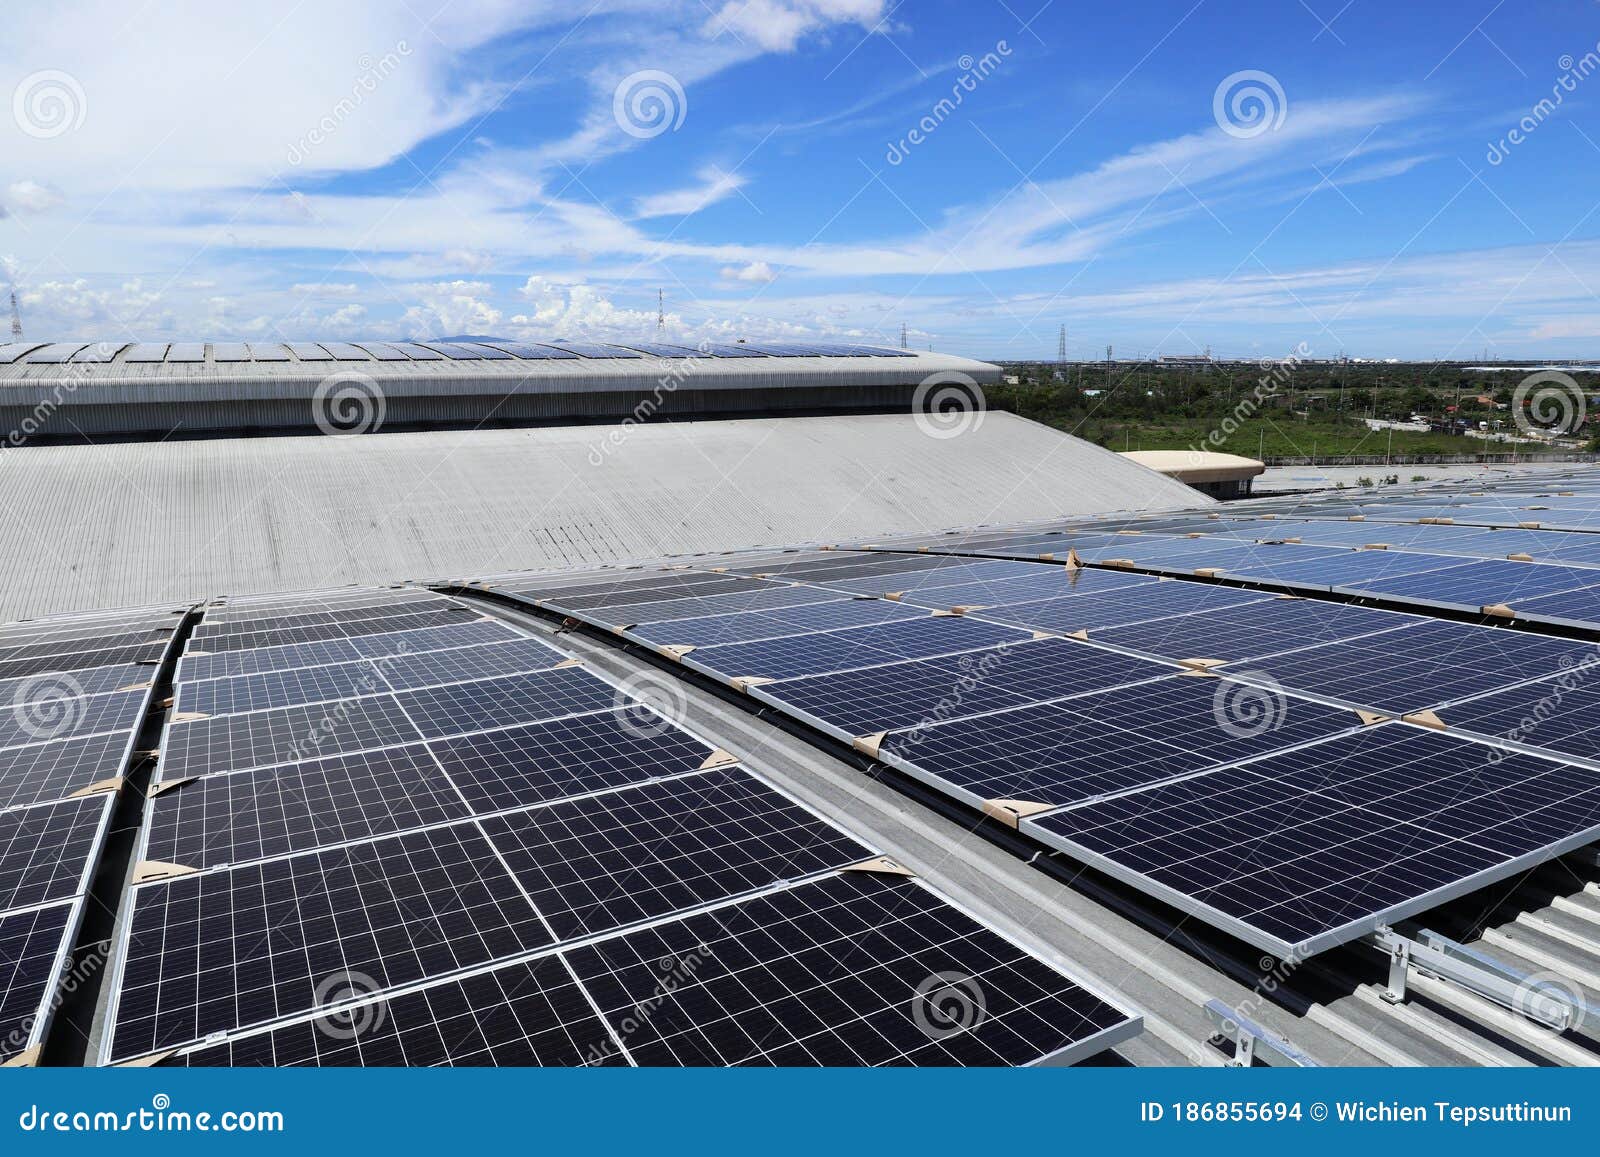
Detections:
0,412,1205,621
1122,449,1265,484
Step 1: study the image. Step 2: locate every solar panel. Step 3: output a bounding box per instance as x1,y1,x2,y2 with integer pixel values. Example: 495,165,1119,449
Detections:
1027,724,1600,956
1226,619,1595,714
455,343,515,360
65,342,129,363
547,342,643,359
105,823,554,1063
479,766,870,941
165,955,621,1067
877,674,1363,810
755,637,1176,738
210,342,252,362
1090,598,1418,662
417,343,485,360
374,638,567,690
477,342,580,360
21,343,88,364
178,620,520,682
427,709,721,813
0,733,132,810
392,667,620,738
0,343,46,364
565,871,1134,1066
158,693,423,780
0,663,149,703
1510,585,1600,629
0,688,144,749
387,342,445,361
0,902,75,1065
166,343,207,362
286,342,333,361
631,599,923,650
122,343,170,363
978,584,1274,636
684,616,1031,683
1337,559,1598,610
1422,672,1600,765
175,660,389,718
318,342,373,361
616,342,702,358
143,745,472,871
613,583,847,625
0,794,113,913
245,343,292,361
352,342,412,361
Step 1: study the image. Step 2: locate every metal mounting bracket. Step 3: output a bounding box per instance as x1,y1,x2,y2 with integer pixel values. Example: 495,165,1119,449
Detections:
1203,999,1322,1067
1371,928,1596,1031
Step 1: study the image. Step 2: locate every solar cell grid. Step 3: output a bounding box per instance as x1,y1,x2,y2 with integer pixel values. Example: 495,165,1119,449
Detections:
1339,559,1599,608
158,694,423,780
897,569,1160,610
427,709,718,814
0,689,145,750
548,576,752,611
0,902,74,1063
178,620,518,682
481,766,871,941
176,661,387,718
1227,618,1596,714
877,674,1362,808
196,598,448,635
0,642,168,682
631,599,922,649
167,956,619,1067
144,745,472,870
0,732,128,810
392,667,619,739
1028,725,1600,954
756,637,1176,738
0,663,148,704
566,872,1132,1067
0,795,111,914
373,638,567,690
107,824,552,1062
194,606,481,653
687,616,1030,682
616,583,846,624
0,628,171,667
1090,598,1419,663
977,583,1274,636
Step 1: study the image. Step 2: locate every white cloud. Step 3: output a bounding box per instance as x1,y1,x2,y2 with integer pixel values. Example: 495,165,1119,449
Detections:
701,0,884,51
3,180,65,214
721,261,777,283
401,282,502,336
634,165,748,217
290,282,360,296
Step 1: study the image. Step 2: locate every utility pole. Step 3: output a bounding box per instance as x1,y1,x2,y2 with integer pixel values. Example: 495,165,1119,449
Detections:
1105,344,1112,363
900,322,908,350
656,290,665,334
8,291,21,341
1057,324,1067,363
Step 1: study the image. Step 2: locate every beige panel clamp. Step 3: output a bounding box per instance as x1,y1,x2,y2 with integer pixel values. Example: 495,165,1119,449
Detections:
1115,529,1143,536
841,856,916,878
69,777,123,798
117,1049,178,1068
1207,512,1221,520
552,657,584,669
1347,514,1366,522
132,861,199,885
147,776,196,797
1360,543,1390,551
1481,603,1516,619
729,675,775,692
981,799,1056,829
1064,549,1085,571
1062,629,1090,641
929,609,962,618
1179,657,1224,671
1505,553,1534,563
1102,558,1138,570
657,646,695,662
1274,593,1305,601
1401,710,1447,731
1355,710,1390,726
882,591,904,602
707,567,729,574
819,545,836,552
170,711,209,724
698,749,739,770
852,732,888,758
182,650,210,658
1518,521,1542,530
1,1045,41,1068
114,681,153,693
1032,630,1062,641
1418,517,1454,525
1193,567,1225,578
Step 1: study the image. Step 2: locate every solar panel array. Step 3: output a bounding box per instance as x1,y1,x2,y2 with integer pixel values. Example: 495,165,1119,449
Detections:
99,586,1139,1067
0,340,918,367
0,603,177,1065
481,476,1600,958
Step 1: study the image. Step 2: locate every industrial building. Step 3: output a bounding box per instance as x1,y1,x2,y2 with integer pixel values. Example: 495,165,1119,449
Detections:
3,337,1600,1069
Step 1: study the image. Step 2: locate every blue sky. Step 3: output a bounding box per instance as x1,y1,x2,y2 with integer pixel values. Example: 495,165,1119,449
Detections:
4,0,1600,359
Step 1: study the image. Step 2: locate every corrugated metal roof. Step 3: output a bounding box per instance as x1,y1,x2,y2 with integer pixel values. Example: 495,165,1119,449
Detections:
0,412,1204,622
